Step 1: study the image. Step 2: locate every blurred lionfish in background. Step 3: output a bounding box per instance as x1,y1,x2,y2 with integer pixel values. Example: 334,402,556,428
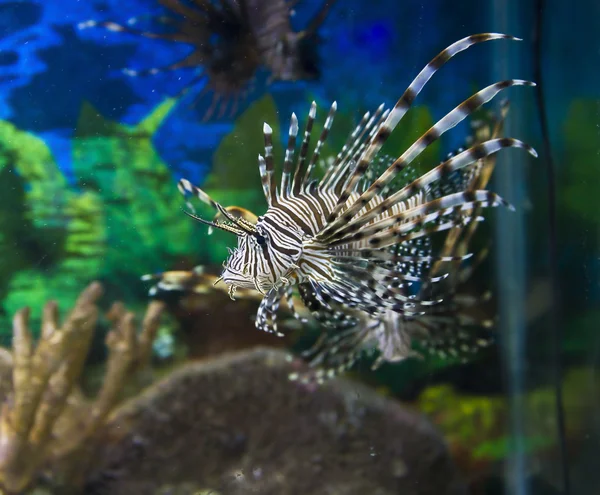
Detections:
146,33,537,380
78,0,336,120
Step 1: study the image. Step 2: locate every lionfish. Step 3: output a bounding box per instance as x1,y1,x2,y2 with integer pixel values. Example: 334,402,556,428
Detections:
78,0,336,120
152,33,537,378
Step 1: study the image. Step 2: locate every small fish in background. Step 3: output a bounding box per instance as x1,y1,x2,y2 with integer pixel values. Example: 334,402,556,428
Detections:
148,34,537,381
78,0,336,120
142,265,261,301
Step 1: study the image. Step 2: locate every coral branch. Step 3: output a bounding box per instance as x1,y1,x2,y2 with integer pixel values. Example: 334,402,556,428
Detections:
137,301,165,371
10,308,34,438
88,303,137,434
81,299,165,442
0,282,164,494
30,283,102,451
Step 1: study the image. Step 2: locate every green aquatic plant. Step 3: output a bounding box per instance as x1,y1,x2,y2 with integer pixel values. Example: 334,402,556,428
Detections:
418,366,597,462
554,100,600,357
0,119,69,232
73,98,199,285
0,98,206,337
2,190,107,331
560,99,600,225
0,120,105,337
0,164,36,300
418,383,503,456
0,120,68,284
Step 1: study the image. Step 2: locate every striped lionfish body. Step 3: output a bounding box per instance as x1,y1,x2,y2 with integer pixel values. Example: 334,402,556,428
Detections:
175,33,536,371
78,0,335,120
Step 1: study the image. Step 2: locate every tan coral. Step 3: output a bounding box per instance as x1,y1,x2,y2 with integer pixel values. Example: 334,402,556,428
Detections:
0,282,164,494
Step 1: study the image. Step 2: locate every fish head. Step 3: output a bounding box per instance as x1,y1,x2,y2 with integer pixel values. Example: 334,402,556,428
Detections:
221,217,304,295
270,32,320,82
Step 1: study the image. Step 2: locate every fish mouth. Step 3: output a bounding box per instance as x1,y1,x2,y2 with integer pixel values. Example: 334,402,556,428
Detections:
221,268,257,291
222,276,255,291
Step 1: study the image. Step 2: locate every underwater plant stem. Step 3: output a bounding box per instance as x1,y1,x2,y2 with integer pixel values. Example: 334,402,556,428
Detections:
533,0,570,493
